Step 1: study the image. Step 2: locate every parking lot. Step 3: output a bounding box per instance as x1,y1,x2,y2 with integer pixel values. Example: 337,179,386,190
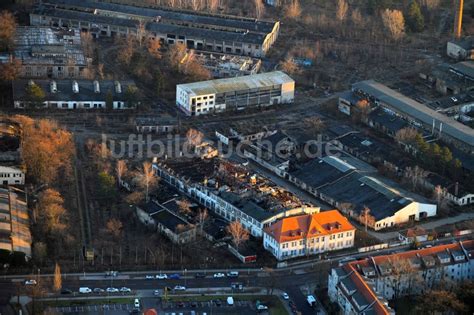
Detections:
48,303,136,314
162,299,256,315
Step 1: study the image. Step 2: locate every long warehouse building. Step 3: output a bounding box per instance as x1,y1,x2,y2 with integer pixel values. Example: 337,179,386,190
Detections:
176,71,295,116
352,80,474,153
30,0,280,58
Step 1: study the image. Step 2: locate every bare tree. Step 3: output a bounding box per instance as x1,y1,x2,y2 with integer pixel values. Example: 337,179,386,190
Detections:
395,127,419,144
226,221,249,250
137,20,146,47
279,57,299,75
137,161,158,202
197,208,208,234
285,0,301,19
404,165,428,190
304,116,326,135
208,0,219,12
381,9,405,41
116,159,127,186
106,218,123,239
254,0,265,19
351,8,364,27
147,37,162,59
336,0,349,22
185,128,204,149
53,262,62,292
33,242,47,266
178,199,192,215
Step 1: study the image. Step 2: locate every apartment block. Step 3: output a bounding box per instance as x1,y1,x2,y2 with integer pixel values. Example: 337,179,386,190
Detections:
328,240,474,314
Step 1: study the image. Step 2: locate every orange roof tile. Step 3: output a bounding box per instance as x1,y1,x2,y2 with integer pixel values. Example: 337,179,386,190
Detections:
264,210,355,243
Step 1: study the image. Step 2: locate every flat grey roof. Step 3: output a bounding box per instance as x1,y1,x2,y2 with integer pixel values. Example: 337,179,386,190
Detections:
178,71,293,96
352,80,474,147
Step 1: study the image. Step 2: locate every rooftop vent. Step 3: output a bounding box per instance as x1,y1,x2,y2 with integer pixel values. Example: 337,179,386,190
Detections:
114,81,122,94
50,81,57,93
72,80,79,94
93,80,100,94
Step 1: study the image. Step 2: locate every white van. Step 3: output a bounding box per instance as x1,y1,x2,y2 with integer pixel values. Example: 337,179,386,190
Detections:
79,287,92,294
227,296,234,306
134,298,140,308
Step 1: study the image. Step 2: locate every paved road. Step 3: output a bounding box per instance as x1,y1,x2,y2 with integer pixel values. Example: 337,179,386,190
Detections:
4,236,471,315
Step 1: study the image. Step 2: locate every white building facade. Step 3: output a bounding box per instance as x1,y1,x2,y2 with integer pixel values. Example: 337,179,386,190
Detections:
0,166,25,185
176,71,295,116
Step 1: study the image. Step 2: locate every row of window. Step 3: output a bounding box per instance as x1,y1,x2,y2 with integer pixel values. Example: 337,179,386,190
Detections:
0,173,22,178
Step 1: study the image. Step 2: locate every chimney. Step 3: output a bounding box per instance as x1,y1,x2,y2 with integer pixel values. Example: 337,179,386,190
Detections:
72,80,79,93
454,0,464,39
50,81,57,93
114,81,122,94
455,182,459,196
93,80,100,93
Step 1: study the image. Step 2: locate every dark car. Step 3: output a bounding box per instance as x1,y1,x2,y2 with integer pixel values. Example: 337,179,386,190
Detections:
195,273,206,278
190,301,198,308
176,301,185,308
214,299,222,306
168,273,181,279
60,289,73,295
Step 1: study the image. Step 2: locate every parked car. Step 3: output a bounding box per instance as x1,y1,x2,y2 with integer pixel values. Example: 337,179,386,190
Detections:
257,304,269,311
214,299,222,306
226,271,239,278
134,298,140,309
176,301,185,307
156,274,168,279
60,289,73,295
120,287,132,293
190,301,198,308
24,280,37,286
213,273,225,278
195,273,206,278
105,271,118,277
154,289,160,296
145,275,155,279
106,287,119,293
79,287,92,294
93,288,105,293
227,296,234,306
169,273,181,280
174,285,186,291
282,292,289,300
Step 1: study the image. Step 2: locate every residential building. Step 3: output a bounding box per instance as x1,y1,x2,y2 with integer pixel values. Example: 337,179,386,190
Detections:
328,240,474,314
12,79,139,109
0,166,25,186
0,187,32,257
176,71,295,116
286,154,437,231
135,199,196,244
31,0,280,57
12,26,88,79
350,80,474,153
263,210,355,261
447,37,474,60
